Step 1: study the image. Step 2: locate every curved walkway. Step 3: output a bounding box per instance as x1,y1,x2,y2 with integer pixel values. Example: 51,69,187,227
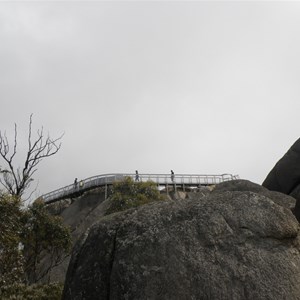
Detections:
42,173,239,204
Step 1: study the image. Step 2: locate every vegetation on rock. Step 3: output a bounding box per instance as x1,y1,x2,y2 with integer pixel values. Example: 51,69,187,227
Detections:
106,177,165,215
0,282,63,300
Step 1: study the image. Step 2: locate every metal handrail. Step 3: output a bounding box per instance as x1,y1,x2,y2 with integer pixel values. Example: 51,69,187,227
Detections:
42,173,239,204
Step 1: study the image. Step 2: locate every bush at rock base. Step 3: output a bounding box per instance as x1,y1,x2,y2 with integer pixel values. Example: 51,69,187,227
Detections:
0,282,63,300
0,194,24,286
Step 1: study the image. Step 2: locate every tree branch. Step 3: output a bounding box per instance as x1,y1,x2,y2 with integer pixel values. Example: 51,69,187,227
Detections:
0,115,63,198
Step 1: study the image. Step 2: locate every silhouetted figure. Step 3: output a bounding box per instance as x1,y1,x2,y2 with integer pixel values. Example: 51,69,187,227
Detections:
171,170,175,182
74,178,78,189
135,170,140,182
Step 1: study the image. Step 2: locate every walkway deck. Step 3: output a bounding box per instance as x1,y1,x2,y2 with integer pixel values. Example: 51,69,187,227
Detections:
42,173,239,204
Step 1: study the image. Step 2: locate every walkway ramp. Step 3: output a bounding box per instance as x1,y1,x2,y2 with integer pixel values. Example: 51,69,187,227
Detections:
42,173,239,204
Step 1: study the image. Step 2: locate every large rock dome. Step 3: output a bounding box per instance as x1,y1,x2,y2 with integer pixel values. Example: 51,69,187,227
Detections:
62,180,300,300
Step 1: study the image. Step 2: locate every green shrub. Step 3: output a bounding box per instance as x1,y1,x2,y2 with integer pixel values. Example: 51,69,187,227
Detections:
21,199,72,284
0,195,24,286
0,282,63,300
106,177,165,215
0,194,71,285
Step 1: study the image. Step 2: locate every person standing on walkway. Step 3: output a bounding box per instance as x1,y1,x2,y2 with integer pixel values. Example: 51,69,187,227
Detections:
135,170,140,182
74,178,78,189
171,170,175,182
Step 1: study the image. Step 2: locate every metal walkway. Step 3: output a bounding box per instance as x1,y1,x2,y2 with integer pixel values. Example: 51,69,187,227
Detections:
42,173,239,204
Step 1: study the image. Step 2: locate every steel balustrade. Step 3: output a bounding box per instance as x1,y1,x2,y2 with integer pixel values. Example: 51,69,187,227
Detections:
41,173,239,204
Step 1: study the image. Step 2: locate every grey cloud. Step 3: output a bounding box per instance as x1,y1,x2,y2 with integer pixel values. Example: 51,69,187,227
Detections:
0,1,300,197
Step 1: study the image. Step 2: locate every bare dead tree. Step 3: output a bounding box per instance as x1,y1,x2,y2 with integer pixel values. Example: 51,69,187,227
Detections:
0,114,63,198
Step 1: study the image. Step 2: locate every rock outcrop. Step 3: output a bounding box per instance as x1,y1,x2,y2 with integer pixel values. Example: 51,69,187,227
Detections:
45,186,207,282
263,138,300,194
62,180,300,300
215,179,296,210
262,138,300,221
44,188,110,282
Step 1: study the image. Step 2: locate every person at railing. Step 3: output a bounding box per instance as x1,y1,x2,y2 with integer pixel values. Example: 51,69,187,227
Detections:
171,170,175,182
135,170,140,182
74,178,78,189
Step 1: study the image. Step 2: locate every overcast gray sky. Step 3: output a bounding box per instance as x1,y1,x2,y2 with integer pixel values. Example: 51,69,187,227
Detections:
1,1,300,198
